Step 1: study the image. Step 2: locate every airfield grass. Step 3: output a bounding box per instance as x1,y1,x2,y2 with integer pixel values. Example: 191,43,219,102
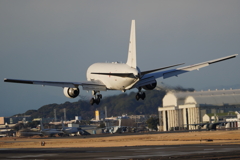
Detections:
1,130,240,148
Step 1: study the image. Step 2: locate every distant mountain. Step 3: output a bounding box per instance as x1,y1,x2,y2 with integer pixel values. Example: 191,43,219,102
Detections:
21,90,164,120
19,86,195,120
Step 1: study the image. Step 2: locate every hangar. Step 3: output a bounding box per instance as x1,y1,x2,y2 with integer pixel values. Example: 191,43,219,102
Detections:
158,89,240,131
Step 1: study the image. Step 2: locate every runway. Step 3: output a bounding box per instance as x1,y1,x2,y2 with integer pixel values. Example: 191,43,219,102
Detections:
1,144,240,159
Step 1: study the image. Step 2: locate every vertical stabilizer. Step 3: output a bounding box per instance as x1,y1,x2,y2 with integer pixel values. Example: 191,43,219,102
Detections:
40,120,44,130
118,118,122,127
126,20,137,68
61,118,65,129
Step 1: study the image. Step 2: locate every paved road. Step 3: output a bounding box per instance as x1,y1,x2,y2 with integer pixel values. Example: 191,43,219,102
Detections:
1,144,240,159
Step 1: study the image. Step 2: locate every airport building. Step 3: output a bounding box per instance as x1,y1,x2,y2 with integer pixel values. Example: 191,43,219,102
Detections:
158,89,240,131
0,116,32,125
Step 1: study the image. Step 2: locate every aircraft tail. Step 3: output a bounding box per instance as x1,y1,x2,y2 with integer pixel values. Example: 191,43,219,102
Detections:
118,118,121,127
126,20,137,68
61,119,65,129
40,119,44,130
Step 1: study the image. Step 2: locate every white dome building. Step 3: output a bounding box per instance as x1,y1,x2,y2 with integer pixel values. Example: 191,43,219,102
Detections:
158,89,240,131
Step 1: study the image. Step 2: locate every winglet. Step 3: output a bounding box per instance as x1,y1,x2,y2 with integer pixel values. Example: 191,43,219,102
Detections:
126,20,137,68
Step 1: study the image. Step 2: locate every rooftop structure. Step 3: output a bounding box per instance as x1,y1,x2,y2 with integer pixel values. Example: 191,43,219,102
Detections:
163,89,240,107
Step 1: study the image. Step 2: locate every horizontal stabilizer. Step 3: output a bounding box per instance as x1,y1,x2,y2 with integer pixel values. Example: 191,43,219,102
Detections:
91,72,135,78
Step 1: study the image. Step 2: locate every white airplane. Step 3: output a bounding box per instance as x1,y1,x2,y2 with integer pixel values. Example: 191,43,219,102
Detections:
40,120,63,137
108,118,127,134
61,121,82,136
4,20,238,105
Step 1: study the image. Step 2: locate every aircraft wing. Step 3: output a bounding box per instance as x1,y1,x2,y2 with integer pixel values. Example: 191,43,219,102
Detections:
91,63,185,79
142,54,238,80
4,78,107,91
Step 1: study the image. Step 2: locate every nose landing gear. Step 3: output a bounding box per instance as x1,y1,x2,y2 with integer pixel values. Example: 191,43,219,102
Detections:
90,90,102,105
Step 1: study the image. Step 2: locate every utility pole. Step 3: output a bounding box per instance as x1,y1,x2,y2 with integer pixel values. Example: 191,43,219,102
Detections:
54,109,57,122
104,106,107,118
104,106,108,127
64,108,67,122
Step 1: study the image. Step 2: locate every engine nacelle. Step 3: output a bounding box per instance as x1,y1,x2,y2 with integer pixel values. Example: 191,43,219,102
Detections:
63,87,80,98
142,80,157,90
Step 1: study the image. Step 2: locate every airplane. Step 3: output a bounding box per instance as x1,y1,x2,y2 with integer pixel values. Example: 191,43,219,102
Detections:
104,118,126,134
4,20,238,105
188,121,230,131
61,121,82,136
40,120,63,137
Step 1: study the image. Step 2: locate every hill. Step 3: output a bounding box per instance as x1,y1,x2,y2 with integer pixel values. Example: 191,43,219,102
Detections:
21,86,194,120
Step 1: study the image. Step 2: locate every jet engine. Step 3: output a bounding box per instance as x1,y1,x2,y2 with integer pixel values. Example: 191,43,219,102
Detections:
142,80,157,90
63,87,80,98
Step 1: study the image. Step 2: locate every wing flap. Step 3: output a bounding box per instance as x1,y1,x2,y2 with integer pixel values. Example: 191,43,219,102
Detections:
133,76,156,88
163,63,209,79
82,84,107,91
81,80,107,91
179,63,209,71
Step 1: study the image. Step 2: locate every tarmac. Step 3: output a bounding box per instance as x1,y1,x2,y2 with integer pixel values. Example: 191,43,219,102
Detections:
1,144,240,159
1,130,240,159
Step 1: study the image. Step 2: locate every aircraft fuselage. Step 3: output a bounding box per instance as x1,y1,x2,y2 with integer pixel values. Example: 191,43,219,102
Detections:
86,63,139,90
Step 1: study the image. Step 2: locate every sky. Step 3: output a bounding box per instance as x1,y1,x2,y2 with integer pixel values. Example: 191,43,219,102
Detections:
1,0,240,117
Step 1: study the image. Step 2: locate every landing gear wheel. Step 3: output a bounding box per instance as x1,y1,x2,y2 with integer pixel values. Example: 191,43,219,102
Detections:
136,93,140,101
90,91,102,105
95,98,100,105
98,94,102,99
90,98,95,105
135,92,146,100
90,96,102,105
141,92,146,100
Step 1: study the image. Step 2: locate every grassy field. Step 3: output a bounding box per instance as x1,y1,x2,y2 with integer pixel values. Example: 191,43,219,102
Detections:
1,130,240,148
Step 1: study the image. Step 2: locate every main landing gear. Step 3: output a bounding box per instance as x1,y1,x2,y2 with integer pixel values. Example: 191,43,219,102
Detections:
90,90,102,105
136,88,146,100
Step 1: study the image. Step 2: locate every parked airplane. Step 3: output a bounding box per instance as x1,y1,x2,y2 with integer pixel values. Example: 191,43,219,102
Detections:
4,20,238,105
104,119,124,134
104,118,126,134
61,121,82,136
189,121,234,131
40,120,63,137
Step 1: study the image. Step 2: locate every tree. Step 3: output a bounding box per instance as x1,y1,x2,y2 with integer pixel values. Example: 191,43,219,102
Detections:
27,121,40,128
18,87,194,121
146,117,159,131
12,123,25,131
